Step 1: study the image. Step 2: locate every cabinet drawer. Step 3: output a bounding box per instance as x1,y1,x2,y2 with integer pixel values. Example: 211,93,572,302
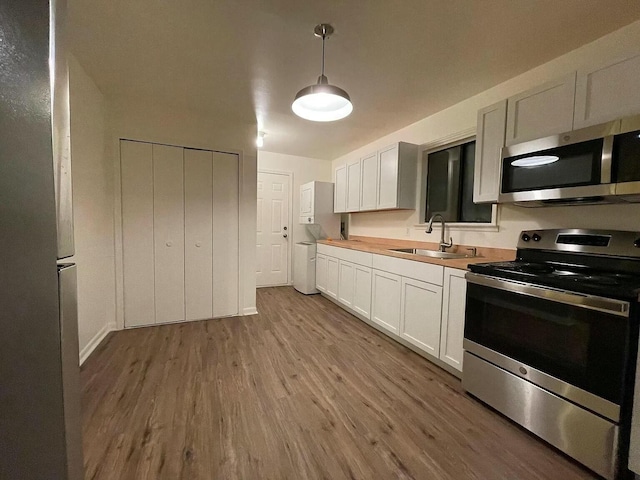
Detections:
372,254,443,285
317,244,373,267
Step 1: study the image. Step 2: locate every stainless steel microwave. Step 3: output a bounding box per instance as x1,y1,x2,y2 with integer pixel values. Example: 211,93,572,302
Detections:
498,114,640,206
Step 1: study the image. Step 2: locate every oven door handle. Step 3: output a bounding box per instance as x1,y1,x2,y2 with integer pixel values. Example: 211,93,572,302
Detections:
465,272,630,317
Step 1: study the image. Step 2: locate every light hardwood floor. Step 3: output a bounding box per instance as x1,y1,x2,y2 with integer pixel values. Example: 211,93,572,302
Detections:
81,287,597,479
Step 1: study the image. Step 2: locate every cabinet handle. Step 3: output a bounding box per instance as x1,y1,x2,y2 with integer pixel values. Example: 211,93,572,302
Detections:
195,242,201,248
166,242,172,247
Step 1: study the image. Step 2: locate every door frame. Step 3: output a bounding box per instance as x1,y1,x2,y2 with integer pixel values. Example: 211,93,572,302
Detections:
257,169,293,287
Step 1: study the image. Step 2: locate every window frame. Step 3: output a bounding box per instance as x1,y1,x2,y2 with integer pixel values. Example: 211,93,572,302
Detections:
415,128,499,232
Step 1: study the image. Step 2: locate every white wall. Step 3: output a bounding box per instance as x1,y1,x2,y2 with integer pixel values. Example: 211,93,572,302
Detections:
333,20,640,250
106,97,258,321
68,55,116,362
257,151,332,282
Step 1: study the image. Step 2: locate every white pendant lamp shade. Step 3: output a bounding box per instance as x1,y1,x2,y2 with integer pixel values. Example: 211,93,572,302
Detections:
292,24,353,122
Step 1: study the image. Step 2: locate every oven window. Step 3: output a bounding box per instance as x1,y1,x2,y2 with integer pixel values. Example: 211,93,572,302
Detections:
465,283,629,404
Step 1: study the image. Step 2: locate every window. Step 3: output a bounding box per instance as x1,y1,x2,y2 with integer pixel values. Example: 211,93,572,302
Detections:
423,139,492,224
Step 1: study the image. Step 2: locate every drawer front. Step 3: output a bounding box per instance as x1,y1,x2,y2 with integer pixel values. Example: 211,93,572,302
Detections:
372,254,443,285
316,244,373,267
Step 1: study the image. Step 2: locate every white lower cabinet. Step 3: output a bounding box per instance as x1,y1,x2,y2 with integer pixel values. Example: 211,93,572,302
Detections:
316,246,467,374
353,265,372,319
326,257,339,299
371,269,402,334
316,254,327,293
440,267,467,371
399,277,443,357
338,260,355,308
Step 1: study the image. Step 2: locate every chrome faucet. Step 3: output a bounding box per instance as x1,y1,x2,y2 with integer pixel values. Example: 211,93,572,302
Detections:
426,214,453,252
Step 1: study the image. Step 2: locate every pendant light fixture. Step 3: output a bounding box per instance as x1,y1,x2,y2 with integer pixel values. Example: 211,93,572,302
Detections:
292,24,353,122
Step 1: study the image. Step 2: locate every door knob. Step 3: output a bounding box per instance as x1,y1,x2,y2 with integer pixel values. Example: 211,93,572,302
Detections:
283,234,288,238
283,226,288,231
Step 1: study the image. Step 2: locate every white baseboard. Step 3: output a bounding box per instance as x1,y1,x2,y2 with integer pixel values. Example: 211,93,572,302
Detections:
79,323,113,366
242,307,258,316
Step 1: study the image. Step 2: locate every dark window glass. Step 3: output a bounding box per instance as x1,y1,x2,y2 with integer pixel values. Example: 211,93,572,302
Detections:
425,140,492,223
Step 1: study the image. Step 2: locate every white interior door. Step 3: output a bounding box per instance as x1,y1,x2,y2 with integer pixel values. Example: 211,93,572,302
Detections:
153,144,185,324
212,152,239,317
120,140,155,327
256,171,290,287
184,148,213,321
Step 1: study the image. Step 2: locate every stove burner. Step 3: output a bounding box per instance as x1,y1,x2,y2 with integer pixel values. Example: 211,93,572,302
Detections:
516,263,555,274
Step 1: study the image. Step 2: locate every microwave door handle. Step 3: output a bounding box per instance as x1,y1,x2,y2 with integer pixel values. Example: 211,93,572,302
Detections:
465,272,630,317
601,135,614,184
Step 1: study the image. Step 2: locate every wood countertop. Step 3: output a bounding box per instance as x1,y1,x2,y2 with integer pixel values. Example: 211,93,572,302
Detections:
317,235,515,270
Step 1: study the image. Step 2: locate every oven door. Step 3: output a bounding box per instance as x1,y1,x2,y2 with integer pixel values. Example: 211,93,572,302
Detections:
464,273,632,422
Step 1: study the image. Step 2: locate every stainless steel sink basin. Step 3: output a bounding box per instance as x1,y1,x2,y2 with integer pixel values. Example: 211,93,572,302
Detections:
389,248,473,259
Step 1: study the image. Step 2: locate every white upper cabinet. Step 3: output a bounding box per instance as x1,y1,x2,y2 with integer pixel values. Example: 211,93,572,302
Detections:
334,165,347,213
346,159,361,212
574,53,640,129
505,73,576,146
299,182,338,237
334,142,417,213
474,100,507,204
360,152,378,210
377,143,418,210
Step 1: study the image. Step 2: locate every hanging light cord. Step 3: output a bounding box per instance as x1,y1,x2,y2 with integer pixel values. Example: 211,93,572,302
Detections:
321,30,326,77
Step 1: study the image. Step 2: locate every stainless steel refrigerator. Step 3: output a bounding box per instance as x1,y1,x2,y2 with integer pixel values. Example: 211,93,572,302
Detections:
0,0,83,478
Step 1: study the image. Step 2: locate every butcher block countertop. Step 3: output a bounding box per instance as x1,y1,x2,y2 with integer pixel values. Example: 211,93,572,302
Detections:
317,235,515,270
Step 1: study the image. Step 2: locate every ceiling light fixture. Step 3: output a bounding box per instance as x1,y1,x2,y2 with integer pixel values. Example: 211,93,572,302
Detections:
511,155,560,167
292,24,353,122
256,131,265,148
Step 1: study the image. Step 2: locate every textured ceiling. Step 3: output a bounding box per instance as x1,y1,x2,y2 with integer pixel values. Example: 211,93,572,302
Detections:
68,1,640,159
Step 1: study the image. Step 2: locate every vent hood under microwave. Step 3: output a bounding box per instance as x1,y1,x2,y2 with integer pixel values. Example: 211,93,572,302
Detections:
498,114,640,207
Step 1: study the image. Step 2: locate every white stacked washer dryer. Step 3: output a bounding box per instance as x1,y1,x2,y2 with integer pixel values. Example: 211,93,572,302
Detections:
294,181,340,294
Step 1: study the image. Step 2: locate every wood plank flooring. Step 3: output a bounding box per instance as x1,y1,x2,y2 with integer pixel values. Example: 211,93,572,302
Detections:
81,287,597,479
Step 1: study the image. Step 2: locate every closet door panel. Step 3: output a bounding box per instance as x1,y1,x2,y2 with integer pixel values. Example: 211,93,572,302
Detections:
153,144,185,323
184,149,214,321
120,140,155,327
213,152,239,317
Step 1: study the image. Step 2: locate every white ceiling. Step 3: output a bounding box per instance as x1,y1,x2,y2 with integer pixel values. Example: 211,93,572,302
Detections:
68,1,640,160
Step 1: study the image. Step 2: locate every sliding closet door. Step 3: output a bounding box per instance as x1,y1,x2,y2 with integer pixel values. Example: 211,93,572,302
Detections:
212,152,239,317
153,144,185,324
184,149,214,321
121,140,155,327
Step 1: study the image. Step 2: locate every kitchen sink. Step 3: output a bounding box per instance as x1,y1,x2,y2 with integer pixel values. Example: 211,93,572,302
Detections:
389,248,474,259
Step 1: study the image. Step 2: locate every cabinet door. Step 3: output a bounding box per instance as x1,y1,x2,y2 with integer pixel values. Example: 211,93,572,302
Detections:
184,148,213,321
353,265,372,319
326,257,339,299
334,166,347,213
346,159,361,212
121,140,155,327
360,153,378,211
153,144,185,324
316,254,327,293
338,260,355,308
371,269,402,334
506,73,576,146
300,182,313,217
440,267,467,371
474,100,507,203
400,277,442,357
377,145,399,209
574,53,640,129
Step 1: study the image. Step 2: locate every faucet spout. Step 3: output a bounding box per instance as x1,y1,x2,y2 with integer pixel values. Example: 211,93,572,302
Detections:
426,214,453,252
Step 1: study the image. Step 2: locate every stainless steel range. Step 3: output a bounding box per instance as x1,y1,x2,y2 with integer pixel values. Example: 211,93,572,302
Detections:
463,229,640,480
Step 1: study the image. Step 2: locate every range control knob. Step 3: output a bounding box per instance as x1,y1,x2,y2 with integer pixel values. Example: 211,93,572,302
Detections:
532,233,541,242
521,233,531,242
634,238,640,248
